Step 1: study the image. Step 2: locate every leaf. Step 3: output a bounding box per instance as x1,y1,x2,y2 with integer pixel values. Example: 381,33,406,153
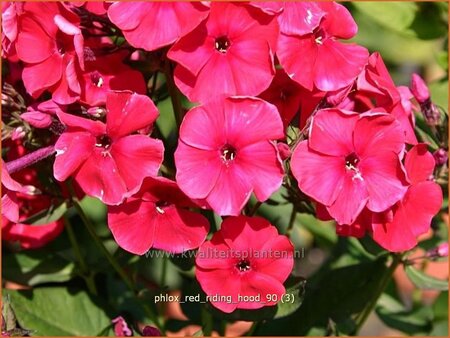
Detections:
405,265,448,290
353,2,418,34
273,276,306,319
21,202,67,226
2,251,75,286
4,287,111,336
192,329,204,336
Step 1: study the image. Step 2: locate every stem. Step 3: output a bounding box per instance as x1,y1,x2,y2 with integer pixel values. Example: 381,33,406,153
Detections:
63,216,98,295
354,254,402,334
286,205,297,238
5,145,55,174
219,320,227,336
201,307,213,336
160,256,168,288
248,201,262,217
68,188,164,332
163,59,184,128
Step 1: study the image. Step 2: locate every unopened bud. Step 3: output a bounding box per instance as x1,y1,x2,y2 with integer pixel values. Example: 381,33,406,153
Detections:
411,73,430,104
433,148,448,166
277,142,291,160
11,127,25,141
426,243,448,259
421,101,440,126
111,316,132,337
142,326,161,336
86,107,106,118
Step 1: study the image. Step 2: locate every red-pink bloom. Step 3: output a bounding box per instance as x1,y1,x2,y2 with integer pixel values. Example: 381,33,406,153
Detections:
291,108,408,225
108,176,210,255
72,1,110,16
168,2,278,103
15,2,84,104
1,161,64,250
259,68,303,128
277,1,368,91
2,2,23,57
21,100,64,129
80,42,146,105
175,97,284,216
196,216,294,313
53,91,164,205
108,2,209,52
371,144,442,252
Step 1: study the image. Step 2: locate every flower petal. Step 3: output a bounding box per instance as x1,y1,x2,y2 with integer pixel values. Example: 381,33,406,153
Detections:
404,144,435,184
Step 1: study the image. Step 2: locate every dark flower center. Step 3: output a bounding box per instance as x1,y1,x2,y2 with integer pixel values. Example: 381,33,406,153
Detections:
95,134,112,148
90,71,104,87
214,36,231,53
345,152,360,169
155,200,170,214
220,144,236,162
314,28,326,45
236,259,251,272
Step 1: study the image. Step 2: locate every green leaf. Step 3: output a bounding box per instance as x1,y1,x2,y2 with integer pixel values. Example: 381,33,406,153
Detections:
273,276,306,319
2,251,75,286
353,2,418,34
405,265,448,290
4,287,111,336
21,202,67,226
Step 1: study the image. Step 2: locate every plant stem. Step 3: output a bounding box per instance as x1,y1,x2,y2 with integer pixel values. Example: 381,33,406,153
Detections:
354,254,402,334
68,190,164,332
5,145,55,174
63,216,98,295
201,306,213,336
163,59,184,128
248,201,262,216
286,205,297,238
219,320,227,336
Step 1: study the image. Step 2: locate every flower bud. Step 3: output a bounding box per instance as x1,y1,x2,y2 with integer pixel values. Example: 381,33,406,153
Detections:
142,326,161,336
277,142,291,160
426,243,449,259
433,148,448,166
111,316,132,337
11,127,25,141
411,73,430,104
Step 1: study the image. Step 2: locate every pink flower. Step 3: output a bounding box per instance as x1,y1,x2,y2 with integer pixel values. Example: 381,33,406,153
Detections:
108,2,209,52
80,42,146,106
53,91,164,205
15,2,84,104
168,2,278,103
2,2,24,57
111,316,132,337
277,1,368,91
291,108,408,225
175,97,284,216
371,144,442,252
196,216,294,313
107,177,210,255
21,100,64,129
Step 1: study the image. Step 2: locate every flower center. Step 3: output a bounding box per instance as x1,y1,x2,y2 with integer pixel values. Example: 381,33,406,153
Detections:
155,201,169,214
314,28,326,45
345,152,363,181
95,134,112,149
220,144,236,163
214,36,231,53
236,259,251,272
90,71,104,87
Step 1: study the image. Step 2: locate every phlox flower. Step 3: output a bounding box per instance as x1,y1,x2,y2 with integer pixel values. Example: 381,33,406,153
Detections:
175,97,284,216
291,108,408,225
108,177,210,255
53,91,164,205
196,216,294,313
168,2,278,103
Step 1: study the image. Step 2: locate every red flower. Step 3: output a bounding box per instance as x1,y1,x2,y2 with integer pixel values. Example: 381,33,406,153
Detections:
2,2,24,57
53,91,164,205
277,1,368,91
196,216,294,313
15,2,84,104
291,108,408,225
107,176,210,255
168,2,278,103
108,1,209,52
175,97,284,216
80,41,146,106
371,144,443,252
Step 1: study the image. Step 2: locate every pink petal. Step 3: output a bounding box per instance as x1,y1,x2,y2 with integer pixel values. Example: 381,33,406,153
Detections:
106,92,159,139
1,193,19,223
107,2,147,31
53,131,95,181
239,272,285,309
206,164,253,216
277,34,317,90
354,114,405,157
16,16,54,63
360,152,408,212
291,141,345,206
196,267,241,313
20,111,53,128
110,135,164,195
236,141,283,202
74,148,127,205
314,40,368,91
404,144,435,184
196,235,235,270
22,53,63,97
175,141,222,199
2,220,63,249
223,97,284,148
179,105,226,150
57,111,106,135
278,2,325,35
326,172,369,225
153,207,209,253
318,2,358,39
309,109,358,156
108,198,157,255
256,236,294,282
54,14,81,35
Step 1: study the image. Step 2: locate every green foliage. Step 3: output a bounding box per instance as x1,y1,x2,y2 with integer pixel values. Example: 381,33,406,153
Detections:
405,265,448,291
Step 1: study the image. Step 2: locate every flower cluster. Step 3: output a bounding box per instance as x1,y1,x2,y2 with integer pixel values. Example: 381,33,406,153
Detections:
1,1,445,316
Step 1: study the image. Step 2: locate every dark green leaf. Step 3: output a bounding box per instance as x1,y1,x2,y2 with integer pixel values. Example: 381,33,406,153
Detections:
4,287,111,336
